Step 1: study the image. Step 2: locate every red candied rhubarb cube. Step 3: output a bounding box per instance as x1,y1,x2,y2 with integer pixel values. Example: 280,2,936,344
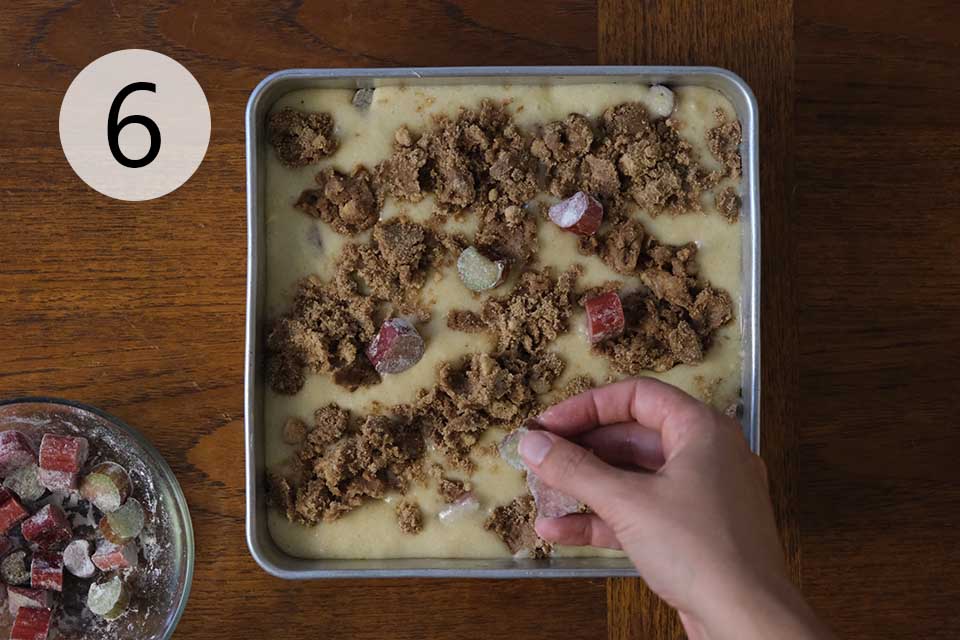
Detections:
30,552,63,592
584,291,625,343
38,434,88,492
7,586,52,616
548,191,604,236
0,431,36,477
10,606,52,640
366,318,425,375
91,540,138,571
0,489,30,535
21,505,71,549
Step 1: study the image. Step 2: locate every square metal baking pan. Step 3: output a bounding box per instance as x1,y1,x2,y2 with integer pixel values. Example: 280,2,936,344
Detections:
245,66,760,579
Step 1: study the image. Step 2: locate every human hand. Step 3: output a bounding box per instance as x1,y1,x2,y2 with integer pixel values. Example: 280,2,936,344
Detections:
519,378,832,640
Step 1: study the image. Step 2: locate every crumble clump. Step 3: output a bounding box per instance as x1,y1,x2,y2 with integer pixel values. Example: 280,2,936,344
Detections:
337,216,460,316
378,100,539,218
270,406,426,525
296,167,381,236
715,186,741,223
533,102,721,220
413,352,566,471
706,108,743,179
265,274,378,395
395,500,423,534
447,267,582,358
484,494,552,558
437,477,470,504
268,107,338,167
596,274,733,374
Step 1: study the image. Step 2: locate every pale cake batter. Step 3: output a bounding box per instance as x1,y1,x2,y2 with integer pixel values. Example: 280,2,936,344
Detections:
262,83,744,559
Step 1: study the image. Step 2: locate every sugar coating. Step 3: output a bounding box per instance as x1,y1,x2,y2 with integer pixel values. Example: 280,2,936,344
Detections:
64,539,97,578
366,318,425,375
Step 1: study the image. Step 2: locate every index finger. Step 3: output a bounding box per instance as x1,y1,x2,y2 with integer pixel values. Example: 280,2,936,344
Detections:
537,377,709,437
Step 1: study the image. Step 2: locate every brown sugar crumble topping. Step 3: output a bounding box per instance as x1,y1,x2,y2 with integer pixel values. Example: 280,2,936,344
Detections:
378,100,539,219
415,351,566,471
268,91,743,557
715,186,741,223
484,494,552,558
706,108,743,179
447,267,581,358
337,216,462,317
296,167,381,236
437,477,470,503
270,404,426,525
395,500,423,534
268,107,338,167
266,273,378,395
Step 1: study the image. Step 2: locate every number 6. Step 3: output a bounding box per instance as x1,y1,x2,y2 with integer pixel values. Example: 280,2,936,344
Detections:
108,82,162,168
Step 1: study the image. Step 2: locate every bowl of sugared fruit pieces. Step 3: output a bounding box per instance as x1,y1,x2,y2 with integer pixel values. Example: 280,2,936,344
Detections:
0,399,193,640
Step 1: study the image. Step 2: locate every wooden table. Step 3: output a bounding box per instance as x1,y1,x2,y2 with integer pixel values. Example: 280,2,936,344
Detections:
1,2,957,638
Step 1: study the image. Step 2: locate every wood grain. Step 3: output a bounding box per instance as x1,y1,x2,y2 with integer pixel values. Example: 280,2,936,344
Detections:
796,1,960,638
600,1,798,638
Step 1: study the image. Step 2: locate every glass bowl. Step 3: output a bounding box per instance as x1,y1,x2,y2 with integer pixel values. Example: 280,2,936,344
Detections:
0,398,194,639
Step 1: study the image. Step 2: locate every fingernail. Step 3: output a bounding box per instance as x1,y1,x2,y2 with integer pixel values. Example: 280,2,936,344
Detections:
519,431,553,466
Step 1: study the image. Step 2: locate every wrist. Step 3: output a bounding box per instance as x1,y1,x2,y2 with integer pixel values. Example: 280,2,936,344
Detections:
692,568,832,640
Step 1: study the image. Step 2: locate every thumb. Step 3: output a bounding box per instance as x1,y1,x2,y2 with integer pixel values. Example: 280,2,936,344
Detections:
519,430,634,521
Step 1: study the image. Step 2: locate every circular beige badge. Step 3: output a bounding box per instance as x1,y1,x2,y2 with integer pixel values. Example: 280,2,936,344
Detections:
59,49,211,201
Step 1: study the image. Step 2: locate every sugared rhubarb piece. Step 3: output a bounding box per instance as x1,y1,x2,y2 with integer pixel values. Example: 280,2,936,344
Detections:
0,489,30,534
21,504,71,549
98,497,144,544
0,432,36,477
91,540,138,572
548,191,603,236
63,539,97,578
527,472,583,519
38,434,88,492
10,605,52,640
584,291,625,343
457,247,508,292
648,85,676,119
6,586,52,616
30,552,63,592
1,551,30,586
80,462,131,513
497,428,529,472
365,318,425,375
87,575,129,620
4,464,45,503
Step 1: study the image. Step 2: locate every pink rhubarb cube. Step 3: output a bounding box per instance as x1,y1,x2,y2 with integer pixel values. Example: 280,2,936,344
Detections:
7,586,52,616
38,434,88,492
91,540,138,571
0,489,29,535
20,505,71,549
0,432,36,477
30,552,63,592
10,606,52,640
